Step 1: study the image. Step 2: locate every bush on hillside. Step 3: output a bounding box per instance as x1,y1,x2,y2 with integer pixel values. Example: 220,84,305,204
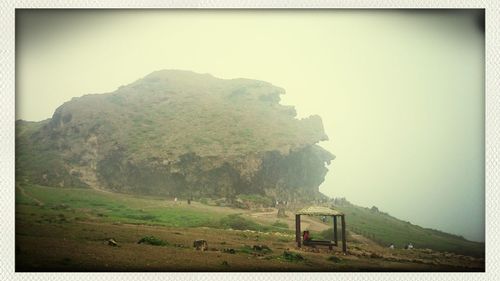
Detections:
137,236,168,246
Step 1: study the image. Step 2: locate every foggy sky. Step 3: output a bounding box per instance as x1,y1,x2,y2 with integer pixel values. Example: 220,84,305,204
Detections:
16,10,485,241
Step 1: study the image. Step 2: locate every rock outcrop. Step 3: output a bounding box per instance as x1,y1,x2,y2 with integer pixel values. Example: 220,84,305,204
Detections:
16,70,334,201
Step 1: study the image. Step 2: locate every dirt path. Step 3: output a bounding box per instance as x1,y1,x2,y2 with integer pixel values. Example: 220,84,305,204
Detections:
248,208,383,250
17,184,44,206
248,209,330,232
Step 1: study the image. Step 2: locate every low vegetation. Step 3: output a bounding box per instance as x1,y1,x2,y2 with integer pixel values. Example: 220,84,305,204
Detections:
137,236,169,246
16,183,484,261
15,183,484,271
15,184,290,234
15,70,332,200
332,204,484,257
282,251,305,262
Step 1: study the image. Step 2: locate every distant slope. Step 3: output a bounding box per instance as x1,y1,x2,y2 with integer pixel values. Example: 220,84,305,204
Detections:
329,202,484,257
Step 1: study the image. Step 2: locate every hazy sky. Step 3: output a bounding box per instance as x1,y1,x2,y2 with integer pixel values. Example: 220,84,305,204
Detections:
16,10,485,241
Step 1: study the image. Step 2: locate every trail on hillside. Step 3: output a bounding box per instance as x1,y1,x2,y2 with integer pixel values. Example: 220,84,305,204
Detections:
16,185,44,206
248,208,383,249
248,209,331,232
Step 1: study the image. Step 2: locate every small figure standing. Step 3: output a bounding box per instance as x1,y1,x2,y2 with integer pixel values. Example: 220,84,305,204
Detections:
303,230,311,242
174,197,178,203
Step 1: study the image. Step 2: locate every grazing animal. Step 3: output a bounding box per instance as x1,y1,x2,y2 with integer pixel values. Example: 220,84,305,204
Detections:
193,239,208,251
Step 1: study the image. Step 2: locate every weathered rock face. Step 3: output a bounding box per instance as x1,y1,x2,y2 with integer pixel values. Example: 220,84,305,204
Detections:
16,70,334,200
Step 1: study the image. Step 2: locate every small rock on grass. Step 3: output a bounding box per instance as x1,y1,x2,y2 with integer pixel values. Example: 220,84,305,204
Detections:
107,238,118,247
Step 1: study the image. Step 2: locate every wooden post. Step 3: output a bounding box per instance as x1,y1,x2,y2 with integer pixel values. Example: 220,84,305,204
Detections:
333,215,338,246
295,214,301,248
341,215,347,253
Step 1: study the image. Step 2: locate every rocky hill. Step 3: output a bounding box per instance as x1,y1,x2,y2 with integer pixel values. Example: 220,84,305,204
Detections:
16,70,334,200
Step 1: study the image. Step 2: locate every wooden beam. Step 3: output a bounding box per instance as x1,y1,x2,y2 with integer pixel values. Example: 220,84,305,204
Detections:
295,214,301,248
333,215,338,246
341,215,347,253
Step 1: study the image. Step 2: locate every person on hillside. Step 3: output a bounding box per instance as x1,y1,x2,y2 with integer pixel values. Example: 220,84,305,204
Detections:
303,230,311,242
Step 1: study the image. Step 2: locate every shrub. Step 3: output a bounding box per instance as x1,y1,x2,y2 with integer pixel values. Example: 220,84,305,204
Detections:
137,236,168,246
238,245,272,255
282,251,304,262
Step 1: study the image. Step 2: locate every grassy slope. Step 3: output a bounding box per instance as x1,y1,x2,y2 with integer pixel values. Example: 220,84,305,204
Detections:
16,183,483,258
330,204,484,257
16,183,288,233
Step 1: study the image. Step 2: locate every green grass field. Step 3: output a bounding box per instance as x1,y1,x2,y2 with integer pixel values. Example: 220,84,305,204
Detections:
15,183,289,232
16,183,483,258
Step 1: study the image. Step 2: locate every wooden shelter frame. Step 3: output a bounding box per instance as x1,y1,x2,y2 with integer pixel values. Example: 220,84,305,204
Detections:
295,206,347,253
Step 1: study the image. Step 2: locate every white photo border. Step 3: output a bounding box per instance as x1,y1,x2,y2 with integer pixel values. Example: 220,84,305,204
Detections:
1,0,498,280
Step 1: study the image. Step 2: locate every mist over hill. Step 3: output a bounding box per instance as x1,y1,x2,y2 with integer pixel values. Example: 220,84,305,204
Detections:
15,70,485,261
16,70,334,200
